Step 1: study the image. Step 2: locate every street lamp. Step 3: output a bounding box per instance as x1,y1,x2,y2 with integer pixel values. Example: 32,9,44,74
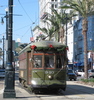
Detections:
1,8,9,66
3,0,16,98
1,8,8,39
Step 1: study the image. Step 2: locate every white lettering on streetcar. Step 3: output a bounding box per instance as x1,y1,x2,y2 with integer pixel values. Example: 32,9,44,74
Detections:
45,71,54,74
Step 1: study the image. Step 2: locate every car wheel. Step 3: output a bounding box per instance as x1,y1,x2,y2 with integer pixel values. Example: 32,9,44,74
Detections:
70,79,72,81
74,79,76,81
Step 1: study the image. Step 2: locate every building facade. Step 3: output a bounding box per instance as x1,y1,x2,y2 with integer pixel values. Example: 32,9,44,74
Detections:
73,16,94,69
39,0,63,28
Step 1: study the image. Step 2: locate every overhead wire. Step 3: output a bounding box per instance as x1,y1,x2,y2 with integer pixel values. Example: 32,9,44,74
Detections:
14,24,32,32
18,0,33,23
16,0,39,40
20,27,30,39
17,0,39,26
16,0,33,39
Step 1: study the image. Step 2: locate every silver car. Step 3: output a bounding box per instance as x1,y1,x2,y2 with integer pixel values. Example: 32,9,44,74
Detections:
88,69,94,78
0,69,5,78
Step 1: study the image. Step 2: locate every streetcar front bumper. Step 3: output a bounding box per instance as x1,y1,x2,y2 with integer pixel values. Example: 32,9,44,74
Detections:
31,83,66,90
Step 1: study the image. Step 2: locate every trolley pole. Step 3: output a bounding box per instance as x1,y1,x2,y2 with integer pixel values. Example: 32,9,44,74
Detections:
3,0,16,98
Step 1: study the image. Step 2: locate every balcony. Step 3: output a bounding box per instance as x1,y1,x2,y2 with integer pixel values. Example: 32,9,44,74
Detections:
40,12,48,20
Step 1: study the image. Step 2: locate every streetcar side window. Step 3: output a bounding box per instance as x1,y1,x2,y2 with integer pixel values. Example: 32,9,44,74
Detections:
33,55,42,68
45,55,54,68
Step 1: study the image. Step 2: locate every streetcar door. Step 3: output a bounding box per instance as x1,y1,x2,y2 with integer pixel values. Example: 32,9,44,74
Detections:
27,52,32,84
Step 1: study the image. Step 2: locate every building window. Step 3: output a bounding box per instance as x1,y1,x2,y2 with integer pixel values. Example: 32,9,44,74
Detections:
51,4,54,9
78,48,82,54
55,4,58,8
78,36,83,41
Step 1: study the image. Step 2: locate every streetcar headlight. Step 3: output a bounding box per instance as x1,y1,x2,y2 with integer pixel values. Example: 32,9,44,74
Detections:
48,75,53,80
31,80,36,85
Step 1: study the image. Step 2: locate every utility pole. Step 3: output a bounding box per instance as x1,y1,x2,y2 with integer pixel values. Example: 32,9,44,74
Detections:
5,8,8,40
30,22,35,42
5,8,8,66
2,36,4,69
3,0,16,98
65,13,68,46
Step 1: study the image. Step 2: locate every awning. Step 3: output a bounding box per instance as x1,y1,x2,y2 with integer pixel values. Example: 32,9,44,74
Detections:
68,64,73,67
74,62,82,66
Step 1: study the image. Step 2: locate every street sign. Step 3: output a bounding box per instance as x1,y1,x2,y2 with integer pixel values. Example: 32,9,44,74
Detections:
4,40,15,51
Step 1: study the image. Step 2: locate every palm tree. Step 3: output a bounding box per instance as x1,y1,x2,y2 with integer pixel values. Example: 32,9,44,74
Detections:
37,26,56,41
61,0,94,79
47,9,77,43
36,34,46,41
47,9,65,42
38,9,76,43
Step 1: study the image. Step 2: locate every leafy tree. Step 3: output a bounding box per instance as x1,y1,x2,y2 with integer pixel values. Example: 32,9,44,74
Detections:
15,43,28,53
61,0,94,79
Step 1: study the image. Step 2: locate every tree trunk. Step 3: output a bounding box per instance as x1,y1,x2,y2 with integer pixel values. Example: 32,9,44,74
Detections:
82,18,88,79
58,32,60,42
60,26,65,43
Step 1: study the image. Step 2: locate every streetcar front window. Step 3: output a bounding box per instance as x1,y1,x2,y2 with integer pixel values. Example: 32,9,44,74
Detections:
45,55,54,68
33,55,42,68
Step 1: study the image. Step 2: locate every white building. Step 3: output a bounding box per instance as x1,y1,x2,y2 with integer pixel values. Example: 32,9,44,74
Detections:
39,0,63,28
34,0,63,41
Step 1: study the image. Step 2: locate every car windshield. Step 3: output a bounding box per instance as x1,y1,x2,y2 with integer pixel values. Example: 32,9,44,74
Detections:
77,70,83,72
0,69,5,72
91,70,94,72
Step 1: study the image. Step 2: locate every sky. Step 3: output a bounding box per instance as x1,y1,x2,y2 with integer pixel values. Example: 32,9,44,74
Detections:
0,0,39,45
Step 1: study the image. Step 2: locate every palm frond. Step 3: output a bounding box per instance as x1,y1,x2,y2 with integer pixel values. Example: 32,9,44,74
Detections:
61,0,94,18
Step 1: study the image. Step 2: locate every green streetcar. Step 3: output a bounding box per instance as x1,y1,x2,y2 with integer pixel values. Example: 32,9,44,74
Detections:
18,40,68,93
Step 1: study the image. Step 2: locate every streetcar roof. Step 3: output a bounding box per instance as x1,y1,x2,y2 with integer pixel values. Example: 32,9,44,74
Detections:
19,40,67,54
31,40,64,47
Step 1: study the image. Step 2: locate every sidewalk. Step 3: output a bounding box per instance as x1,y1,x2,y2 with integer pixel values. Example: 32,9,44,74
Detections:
0,80,41,100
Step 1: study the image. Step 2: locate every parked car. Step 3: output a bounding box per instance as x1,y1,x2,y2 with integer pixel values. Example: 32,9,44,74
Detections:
88,69,94,78
67,69,77,81
75,69,84,77
0,69,5,78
